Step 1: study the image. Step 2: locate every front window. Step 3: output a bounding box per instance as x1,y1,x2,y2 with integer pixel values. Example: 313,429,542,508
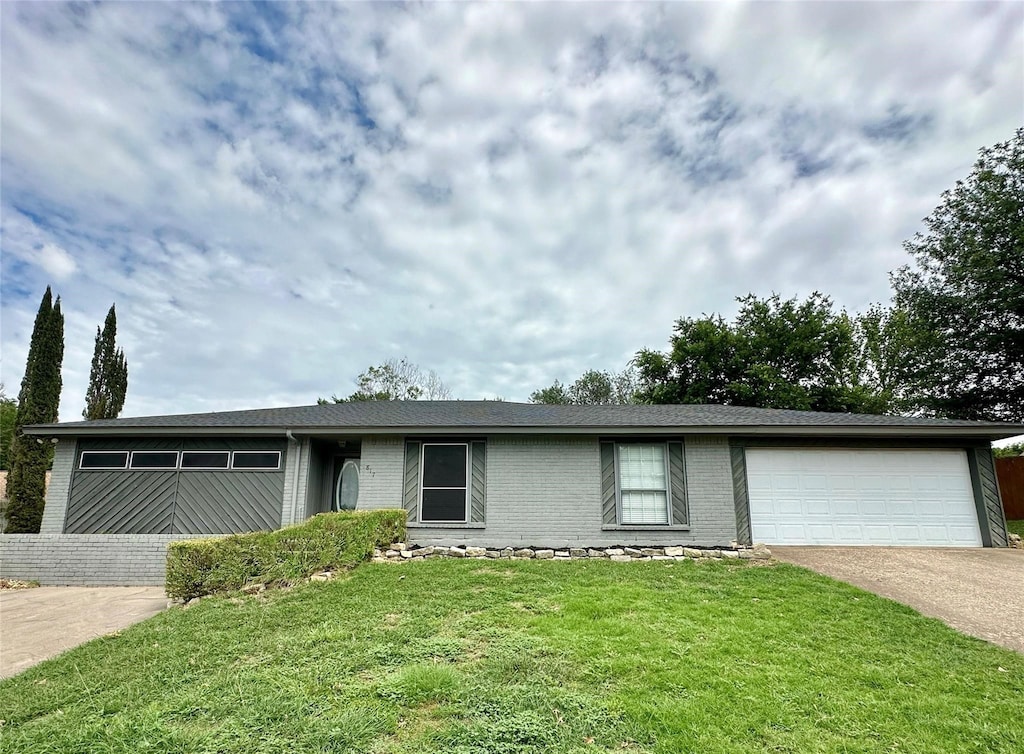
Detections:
420,443,468,522
618,444,669,524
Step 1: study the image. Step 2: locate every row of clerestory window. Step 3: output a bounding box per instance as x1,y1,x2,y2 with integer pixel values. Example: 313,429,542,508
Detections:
78,450,281,471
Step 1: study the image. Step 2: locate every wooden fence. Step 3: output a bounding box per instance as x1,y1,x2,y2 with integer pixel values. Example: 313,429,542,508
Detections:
996,457,1024,520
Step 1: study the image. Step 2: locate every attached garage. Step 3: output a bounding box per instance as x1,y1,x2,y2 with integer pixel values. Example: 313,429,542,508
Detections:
746,448,984,546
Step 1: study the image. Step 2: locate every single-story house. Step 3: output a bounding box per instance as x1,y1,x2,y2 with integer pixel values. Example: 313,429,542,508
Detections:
18,400,1022,554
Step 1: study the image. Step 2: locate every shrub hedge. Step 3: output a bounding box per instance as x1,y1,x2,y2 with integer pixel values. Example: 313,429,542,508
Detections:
166,509,406,600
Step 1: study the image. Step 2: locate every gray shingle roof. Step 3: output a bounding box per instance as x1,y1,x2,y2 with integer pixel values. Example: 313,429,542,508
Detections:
23,401,1024,438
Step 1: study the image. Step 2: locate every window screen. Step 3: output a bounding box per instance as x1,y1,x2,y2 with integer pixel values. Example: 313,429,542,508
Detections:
80,451,129,469
181,451,230,469
130,451,179,469
421,444,468,522
619,444,669,524
231,451,281,470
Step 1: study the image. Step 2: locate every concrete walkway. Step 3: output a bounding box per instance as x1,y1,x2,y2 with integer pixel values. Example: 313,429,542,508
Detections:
772,546,1024,653
0,586,167,679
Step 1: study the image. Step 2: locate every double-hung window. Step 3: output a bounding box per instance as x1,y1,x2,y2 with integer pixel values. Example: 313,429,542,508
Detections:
420,443,469,523
618,444,670,525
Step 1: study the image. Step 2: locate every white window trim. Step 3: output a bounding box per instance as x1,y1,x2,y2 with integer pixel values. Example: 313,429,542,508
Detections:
129,450,180,470
230,450,282,470
419,442,470,524
180,450,231,470
616,442,672,526
79,451,129,470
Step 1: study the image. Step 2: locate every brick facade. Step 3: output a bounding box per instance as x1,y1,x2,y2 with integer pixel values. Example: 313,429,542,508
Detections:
356,434,739,549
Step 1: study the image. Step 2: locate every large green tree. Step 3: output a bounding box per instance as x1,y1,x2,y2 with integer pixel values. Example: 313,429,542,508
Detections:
319,358,452,403
635,293,888,413
0,385,16,470
530,368,639,405
7,287,65,532
891,128,1024,421
83,304,129,420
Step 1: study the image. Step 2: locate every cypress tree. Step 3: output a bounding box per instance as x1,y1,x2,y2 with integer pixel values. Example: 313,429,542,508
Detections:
83,304,128,420
6,287,65,533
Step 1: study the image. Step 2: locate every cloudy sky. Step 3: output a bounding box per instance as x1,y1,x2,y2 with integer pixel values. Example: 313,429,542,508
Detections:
1,1,1022,420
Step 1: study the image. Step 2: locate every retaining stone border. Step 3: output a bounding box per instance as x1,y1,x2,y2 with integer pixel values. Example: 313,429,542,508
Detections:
371,542,772,563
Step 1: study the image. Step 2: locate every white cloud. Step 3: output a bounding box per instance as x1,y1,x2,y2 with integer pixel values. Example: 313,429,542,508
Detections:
0,1,1021,418
36,242,78,280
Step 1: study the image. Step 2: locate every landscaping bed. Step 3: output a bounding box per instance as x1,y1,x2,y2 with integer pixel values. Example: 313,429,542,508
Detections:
1,557,1021,753
165,509,405,600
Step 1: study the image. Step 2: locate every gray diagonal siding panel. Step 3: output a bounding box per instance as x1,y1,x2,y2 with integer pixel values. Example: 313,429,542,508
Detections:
404,441,421,523
65,471,176,533
65,437,287,535
668,442,688,525
79,438,182,452
600,442,616,524
470,441,486,523
729,444,752,546
972,446,1008,547
175,472,282,534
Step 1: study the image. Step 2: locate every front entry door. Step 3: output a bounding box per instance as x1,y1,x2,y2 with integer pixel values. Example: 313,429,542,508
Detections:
332,458,360,511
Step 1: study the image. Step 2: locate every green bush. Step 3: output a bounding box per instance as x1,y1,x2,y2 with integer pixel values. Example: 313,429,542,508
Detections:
166,509,406,600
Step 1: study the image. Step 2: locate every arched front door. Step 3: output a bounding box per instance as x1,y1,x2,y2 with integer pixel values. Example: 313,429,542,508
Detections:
333,458,360,511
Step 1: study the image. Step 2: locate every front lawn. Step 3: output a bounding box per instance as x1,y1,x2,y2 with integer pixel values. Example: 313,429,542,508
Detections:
1,559,1021,753
1007,519,1024,538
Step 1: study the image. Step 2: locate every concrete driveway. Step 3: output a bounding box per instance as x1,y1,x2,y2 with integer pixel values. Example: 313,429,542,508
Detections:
773,547,1024,653
0,586,167,679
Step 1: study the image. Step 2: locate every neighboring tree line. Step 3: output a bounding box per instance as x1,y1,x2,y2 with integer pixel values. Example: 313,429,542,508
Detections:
318,358,452,403
995,443,1024,459
530,129,1024,424
3,291,128,533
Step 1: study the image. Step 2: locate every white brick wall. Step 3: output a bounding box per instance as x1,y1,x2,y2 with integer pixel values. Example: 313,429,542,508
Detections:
38,438,76,534
355,434,738,548
0,533,212,586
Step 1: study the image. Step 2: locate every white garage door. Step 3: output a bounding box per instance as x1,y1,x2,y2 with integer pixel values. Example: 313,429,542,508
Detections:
746,448,983,546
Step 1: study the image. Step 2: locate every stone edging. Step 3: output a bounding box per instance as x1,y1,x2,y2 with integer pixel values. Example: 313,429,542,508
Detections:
371,542,772,564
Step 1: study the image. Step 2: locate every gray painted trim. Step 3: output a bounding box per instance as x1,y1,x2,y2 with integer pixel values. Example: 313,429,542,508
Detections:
733,436,994,449
26,425,1024,440
966,449,993,547
730,445,752,546
602,525,691,531
668,441,688,526
403,441,421,523
408,523,487,530
470,441,486,523
967,446,1008,547
600,442,616,525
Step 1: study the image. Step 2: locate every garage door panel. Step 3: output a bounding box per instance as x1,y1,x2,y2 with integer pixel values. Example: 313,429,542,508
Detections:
747,448,982,547
805,499,830,515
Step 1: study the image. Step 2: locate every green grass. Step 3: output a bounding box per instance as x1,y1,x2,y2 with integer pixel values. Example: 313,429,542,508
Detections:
2,560,1022,753
1007,519,1024,538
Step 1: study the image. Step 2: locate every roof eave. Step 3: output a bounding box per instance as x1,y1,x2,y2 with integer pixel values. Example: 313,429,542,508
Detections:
20,423,1024,440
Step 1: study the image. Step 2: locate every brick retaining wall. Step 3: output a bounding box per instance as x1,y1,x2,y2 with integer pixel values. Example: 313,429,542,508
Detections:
0,534,211,586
